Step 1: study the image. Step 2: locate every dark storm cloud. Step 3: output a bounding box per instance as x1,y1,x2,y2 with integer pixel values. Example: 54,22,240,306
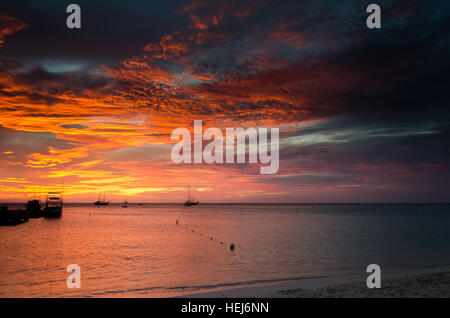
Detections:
16,65,112,91
0,56,112,105
0,0,187,63
274,115,450,196
2,0,449,126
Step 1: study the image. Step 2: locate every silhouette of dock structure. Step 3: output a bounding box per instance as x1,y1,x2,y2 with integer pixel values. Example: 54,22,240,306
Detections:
0,206,29,225
0,191,64,225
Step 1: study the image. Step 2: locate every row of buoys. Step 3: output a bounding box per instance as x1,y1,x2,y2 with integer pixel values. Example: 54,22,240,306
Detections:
176,218,235,251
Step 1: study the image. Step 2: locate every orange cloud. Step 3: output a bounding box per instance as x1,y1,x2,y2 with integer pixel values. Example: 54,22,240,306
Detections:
0,14,28,47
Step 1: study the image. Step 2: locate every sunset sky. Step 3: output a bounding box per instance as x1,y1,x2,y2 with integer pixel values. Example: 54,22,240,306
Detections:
0,0,450,203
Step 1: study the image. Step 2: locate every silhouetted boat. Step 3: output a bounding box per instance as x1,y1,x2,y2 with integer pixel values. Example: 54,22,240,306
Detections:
94,201,109,205
184,185,199,206
43,192,63,218
94,192,109,205
121,199,128,208
26,199,42,218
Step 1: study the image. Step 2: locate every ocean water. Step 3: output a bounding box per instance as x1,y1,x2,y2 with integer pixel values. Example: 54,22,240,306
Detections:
0,203,449,297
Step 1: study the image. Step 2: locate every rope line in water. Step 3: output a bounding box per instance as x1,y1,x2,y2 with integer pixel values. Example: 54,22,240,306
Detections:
176,215,235,251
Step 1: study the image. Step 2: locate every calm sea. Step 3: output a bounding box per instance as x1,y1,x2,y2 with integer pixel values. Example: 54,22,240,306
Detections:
1,203,449,297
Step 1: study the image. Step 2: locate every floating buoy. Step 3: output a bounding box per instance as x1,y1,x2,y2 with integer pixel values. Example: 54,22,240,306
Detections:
230,243,235,251
220,242,223,244
176,219,179,225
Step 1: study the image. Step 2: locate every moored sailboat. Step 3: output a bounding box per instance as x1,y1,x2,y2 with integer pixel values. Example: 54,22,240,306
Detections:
94,192,109,205
184,185,199,206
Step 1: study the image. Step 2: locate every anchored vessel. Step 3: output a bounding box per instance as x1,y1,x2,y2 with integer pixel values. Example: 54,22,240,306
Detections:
94,192,109,206
44,192,63,218
121,199,128,208
184,185,199,206
26,199,42,218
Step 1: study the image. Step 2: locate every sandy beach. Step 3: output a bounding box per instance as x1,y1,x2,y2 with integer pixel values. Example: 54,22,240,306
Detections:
277,272,450,298
185,267,450,298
